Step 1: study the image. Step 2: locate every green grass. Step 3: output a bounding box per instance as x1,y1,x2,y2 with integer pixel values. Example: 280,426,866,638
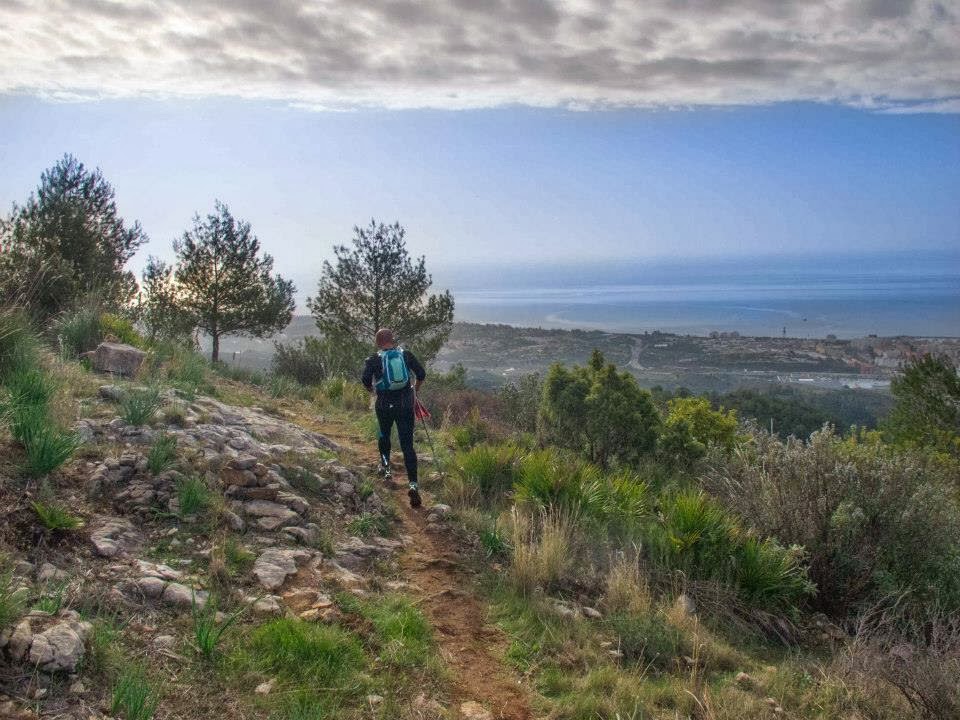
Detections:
347,513,389,538
31,500,82,530
192,593,246,660
0,309,39,380
223,537,255,576
17,417,80,477
351,594,435,671
120,386,163,426
457,443,521,505
54,306,102,358
246,618,366,685
479,520,511,558
111,665,159,720
85,617,123,675
33,581,68,614
146,432,177,474
176,476,212,517
0,565,28,630
605,611,686,670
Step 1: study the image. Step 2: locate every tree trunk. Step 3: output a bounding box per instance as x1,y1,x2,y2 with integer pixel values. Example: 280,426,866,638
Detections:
211,333,220,363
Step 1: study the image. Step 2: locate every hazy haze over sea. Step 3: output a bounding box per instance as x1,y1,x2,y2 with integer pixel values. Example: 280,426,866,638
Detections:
433,251,960,339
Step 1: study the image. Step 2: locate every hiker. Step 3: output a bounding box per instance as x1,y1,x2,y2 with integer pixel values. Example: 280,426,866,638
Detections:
361,328,426,508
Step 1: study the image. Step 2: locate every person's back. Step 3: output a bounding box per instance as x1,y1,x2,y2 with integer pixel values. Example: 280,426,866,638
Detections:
361,328,426,507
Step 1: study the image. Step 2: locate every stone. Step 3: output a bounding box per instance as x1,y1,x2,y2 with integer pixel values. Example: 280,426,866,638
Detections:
136,577,166,599
244,500,300,524
98,385,126,403
676,593,696,617
153,635,176,648
582,606,602,619
89,517,142,558
221,468,258,488
281,526,317,545
82,342,146,377
429,503,452,518
734,671,754,689
223,510,246,532
253,548,311,590
161,582,208,608
335,481,355,496
229,455,258,471
459,701,493,720
27,618,92,672
36,563,68,584
7,619,34,662
367,694,384,706
255,679,275,695
69,680,86,695
276,491,309,515
252,596,282,615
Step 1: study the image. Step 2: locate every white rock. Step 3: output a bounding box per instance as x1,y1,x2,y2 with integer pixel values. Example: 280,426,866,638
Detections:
253,549,311,590
460,701,493,720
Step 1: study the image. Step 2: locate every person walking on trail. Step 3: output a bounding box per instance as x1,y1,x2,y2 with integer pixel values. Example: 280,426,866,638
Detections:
361,328,426,508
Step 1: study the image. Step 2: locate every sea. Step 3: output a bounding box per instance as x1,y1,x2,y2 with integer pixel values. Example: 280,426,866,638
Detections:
440,251,960,339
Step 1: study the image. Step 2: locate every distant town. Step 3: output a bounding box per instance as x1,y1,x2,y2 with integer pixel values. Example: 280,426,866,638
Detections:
211,318,959,394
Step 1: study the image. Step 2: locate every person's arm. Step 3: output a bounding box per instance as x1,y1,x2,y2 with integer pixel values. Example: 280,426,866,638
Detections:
361,356,377,393
404,350,426,391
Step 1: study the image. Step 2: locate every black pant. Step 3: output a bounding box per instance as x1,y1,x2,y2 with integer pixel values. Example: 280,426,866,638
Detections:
375,389,418,485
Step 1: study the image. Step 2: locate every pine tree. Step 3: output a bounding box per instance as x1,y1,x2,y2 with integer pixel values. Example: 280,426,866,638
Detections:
307,220,454,362
139,256,194,343
0,154,146,319
173,202,295,362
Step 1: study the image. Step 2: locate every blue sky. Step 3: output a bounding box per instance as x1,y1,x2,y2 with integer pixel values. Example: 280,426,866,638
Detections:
1,2,958,307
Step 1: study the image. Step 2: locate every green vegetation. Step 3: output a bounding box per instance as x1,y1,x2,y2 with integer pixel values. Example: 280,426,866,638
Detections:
111,665,159,720
120,385,162,426
307,219,454,364
192,594,246,660
0,154,146,321
31,500,82,531
0,562,28,631
176,476,213,517
146,432,177,474
541,350,659,467
33,581,68,614
884,353,960,458
347,512,389,538
172,201,295,362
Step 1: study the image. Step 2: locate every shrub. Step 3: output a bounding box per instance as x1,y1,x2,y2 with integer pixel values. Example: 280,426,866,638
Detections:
111,665,158,720
53,306,102,358
5,366,55,410
457,443,521,505
449,407,494,449
18,414,80,477
247,618,365,684
514,448,604,518
32,501,82,531
176,476,212,517
733,536,815,612
539,351,659,468
0,309,39,380
272,336,356,386
498,372,542,434
266,373,302,399
604,553,652,616
120,386,162,426
651,490,737,579
99,312,143,346
146,433,177,474
606,611,686,670
665,396,739,450
164,348,208,397
704,426,960,616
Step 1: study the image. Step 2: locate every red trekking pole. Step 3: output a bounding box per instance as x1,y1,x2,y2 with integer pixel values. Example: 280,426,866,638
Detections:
413,394,445,478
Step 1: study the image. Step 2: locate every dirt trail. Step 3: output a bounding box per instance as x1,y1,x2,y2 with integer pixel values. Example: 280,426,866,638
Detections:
392,481,531,720
304,418,532,719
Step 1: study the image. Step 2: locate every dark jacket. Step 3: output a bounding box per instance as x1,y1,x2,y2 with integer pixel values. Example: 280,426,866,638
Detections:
361,348,426,404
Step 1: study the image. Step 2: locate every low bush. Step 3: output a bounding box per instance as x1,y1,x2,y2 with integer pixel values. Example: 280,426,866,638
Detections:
18,414,80,477
514,448,604,518
176,476,212,517
111,665,158,720
120,386,162,426
146,433,177,474
457,443,521,505
266,373,302,399
32,501,82,531
704,426,960,616
53,306,101,358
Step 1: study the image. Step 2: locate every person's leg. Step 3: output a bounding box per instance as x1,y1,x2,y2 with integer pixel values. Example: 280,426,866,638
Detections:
396,399,421,507
375,403,394,476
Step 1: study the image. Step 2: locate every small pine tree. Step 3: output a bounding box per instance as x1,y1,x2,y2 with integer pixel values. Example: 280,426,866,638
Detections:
307,220,454,363
540,350,659,468
885,353,960,456
173,202,295,362
0,154,146,319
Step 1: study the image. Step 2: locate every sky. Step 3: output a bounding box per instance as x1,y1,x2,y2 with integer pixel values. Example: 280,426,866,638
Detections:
1,0,958,306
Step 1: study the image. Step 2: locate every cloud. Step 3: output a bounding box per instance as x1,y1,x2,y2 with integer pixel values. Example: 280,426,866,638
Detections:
0,0,957,111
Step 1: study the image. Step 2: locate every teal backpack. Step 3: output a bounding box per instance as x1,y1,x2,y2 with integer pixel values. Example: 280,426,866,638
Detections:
377,347,410,391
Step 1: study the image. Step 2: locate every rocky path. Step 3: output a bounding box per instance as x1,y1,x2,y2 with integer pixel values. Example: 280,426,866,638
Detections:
392,480,531,720
301,418,532,720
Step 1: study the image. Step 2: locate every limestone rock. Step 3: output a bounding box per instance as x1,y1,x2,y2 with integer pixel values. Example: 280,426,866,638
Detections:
459,701,493,720
89,517,142,558
253,548,311,590
82,342,146,377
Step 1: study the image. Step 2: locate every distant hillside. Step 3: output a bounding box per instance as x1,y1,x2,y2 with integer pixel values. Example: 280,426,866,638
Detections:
207,317,959,394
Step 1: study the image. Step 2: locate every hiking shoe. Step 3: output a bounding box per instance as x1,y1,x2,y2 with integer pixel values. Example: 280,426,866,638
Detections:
408,486,422,508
